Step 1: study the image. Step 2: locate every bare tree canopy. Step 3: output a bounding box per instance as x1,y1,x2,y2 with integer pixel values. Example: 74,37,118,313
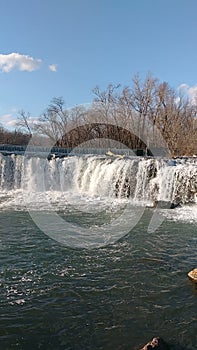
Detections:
5,73,197,156
16,110,32,136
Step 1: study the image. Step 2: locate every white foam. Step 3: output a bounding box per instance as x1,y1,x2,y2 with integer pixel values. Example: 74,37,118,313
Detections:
159,204,197,224
0,154,196,220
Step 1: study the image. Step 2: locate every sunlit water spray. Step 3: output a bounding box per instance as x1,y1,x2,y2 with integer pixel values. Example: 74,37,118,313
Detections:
0,154,196,247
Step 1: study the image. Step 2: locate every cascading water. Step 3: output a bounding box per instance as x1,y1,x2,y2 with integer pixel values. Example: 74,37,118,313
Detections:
0,153,196,204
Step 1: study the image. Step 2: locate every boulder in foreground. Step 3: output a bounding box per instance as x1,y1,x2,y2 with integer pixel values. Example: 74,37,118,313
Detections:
188,268,197,283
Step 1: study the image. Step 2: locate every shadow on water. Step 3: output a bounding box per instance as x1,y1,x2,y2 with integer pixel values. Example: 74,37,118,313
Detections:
134,339,195,350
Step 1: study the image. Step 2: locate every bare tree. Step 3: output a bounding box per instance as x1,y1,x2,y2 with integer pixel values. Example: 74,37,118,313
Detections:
34,97,69,146
16,110,32,136
9,74,197,156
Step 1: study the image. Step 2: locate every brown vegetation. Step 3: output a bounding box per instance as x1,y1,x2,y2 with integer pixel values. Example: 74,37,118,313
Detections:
0,124,30,145
1,73,197,157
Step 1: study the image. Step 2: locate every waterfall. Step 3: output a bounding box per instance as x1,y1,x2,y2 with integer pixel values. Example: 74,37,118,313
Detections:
0,153,196,204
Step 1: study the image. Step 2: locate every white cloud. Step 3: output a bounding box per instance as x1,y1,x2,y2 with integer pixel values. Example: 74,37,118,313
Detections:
25,117,39,127
188,85,197,104
1,114,18,128
49,64,57,72
6,119,17,127
178,83,197,105
0,52,42,73
0,113,40,130
0,114,16,128
0,114,13,124
178,83,189,92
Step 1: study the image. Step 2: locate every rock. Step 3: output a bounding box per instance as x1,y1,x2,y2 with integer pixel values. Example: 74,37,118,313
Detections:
139,337,168,350
188,268,197,283
106,150,124,159
169,202,181,209
153,200,180,209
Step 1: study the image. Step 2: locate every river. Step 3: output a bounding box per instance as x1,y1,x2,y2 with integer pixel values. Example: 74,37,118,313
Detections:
0,154,196,349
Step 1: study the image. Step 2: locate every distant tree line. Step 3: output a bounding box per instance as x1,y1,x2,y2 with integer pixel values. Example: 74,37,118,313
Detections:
1,73,197,157
0,124,30,145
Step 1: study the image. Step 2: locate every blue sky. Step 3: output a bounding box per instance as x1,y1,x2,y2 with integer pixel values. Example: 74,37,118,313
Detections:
0,0,197,128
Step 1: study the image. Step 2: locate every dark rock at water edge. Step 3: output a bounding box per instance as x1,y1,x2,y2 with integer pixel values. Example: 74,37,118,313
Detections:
138,337,168,350
154,200,181,209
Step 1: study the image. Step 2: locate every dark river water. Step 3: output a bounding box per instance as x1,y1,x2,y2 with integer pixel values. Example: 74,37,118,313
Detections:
0,206,196,350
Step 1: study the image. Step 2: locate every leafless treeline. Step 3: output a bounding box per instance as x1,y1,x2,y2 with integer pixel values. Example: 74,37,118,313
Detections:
14,73,197,156
0,124,30,145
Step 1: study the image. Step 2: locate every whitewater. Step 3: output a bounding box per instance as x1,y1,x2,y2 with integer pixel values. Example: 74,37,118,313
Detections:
0,153,196,215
